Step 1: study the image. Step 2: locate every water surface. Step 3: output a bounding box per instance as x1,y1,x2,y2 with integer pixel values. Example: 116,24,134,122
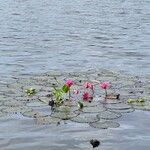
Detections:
0,0,150,80
0,0,150,150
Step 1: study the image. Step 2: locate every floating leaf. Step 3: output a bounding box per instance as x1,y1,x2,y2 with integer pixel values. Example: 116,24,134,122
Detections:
127,98,137,103
97,111,121,120
83,101,101,107
38,97,51,105
3,100,25,107
105,103,132,110
137,97,145,103
2,106,32,114
26,101,47,107
89,120,120,129
127,97,145,103
54,105,77,113
100,98,124,104
37,115,61,125
70,113,99,123
82,105,106,113
23,110,45,118
0,111,7,118
109,108,135,113
51,111,78,120
130,101,150,111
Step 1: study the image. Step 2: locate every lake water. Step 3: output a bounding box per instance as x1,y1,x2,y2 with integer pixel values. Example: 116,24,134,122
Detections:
0,0,150,150
0,0,150,80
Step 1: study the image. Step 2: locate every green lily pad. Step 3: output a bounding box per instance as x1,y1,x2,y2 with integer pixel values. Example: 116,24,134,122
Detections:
15,96,37,102
0,111,7,117
130,101,150,111
100,98,124,104
23,110,45,118
89,120,120,129
83,101,101,107
36,115,61,125
82,105,106,113
26,101,47,107
70,113,99,123
63,100,77,107
97,111,122,120
51,111,78,120
2,106,32,114
109,108,135,113
55,105,77,113
3,100,25,107
105,103,132,110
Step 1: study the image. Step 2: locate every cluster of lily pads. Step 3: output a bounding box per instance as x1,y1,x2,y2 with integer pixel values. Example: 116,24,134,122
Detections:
0,70,149,129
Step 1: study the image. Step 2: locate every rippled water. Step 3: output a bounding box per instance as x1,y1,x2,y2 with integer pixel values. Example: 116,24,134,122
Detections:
0,0,150,150
0,0,150,81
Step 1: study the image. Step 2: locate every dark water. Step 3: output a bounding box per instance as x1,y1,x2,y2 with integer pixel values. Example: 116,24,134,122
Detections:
0,0,150,81
0,0,150,150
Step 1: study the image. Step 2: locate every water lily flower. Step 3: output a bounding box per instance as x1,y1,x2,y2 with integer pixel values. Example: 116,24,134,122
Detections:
99,82,108,89
83,82,93,89
65,80,73,88
99,82,109,96
73,89,79,94
82,92,89,101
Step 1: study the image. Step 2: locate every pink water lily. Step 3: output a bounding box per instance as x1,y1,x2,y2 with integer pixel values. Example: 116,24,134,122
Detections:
65,80,73,88
83,82,93,89
99,82,108,89
73,89,79,95
99,82,109,97
82,92,89,101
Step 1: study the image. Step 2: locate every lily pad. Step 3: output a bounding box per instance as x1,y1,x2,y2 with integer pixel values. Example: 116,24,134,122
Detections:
55,105,77,113
38,97,51,105
109,108,135,113
2,106,32,114
51,111,78,120
82,105,106,113
15,96,37,102
63,100,77,107
26,101,47,107
70,113,99,123
105,103,132,110
100,98,124,104
130,101,150,111
36,115,61,125
23,110,45,118
3,100,25,107
89,120,120,129
97,111,122,120
0,111,7,117
83,101,101,107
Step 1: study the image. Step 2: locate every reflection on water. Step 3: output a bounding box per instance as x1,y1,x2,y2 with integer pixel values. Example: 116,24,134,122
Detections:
0,0,150,81
0,111,150,150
